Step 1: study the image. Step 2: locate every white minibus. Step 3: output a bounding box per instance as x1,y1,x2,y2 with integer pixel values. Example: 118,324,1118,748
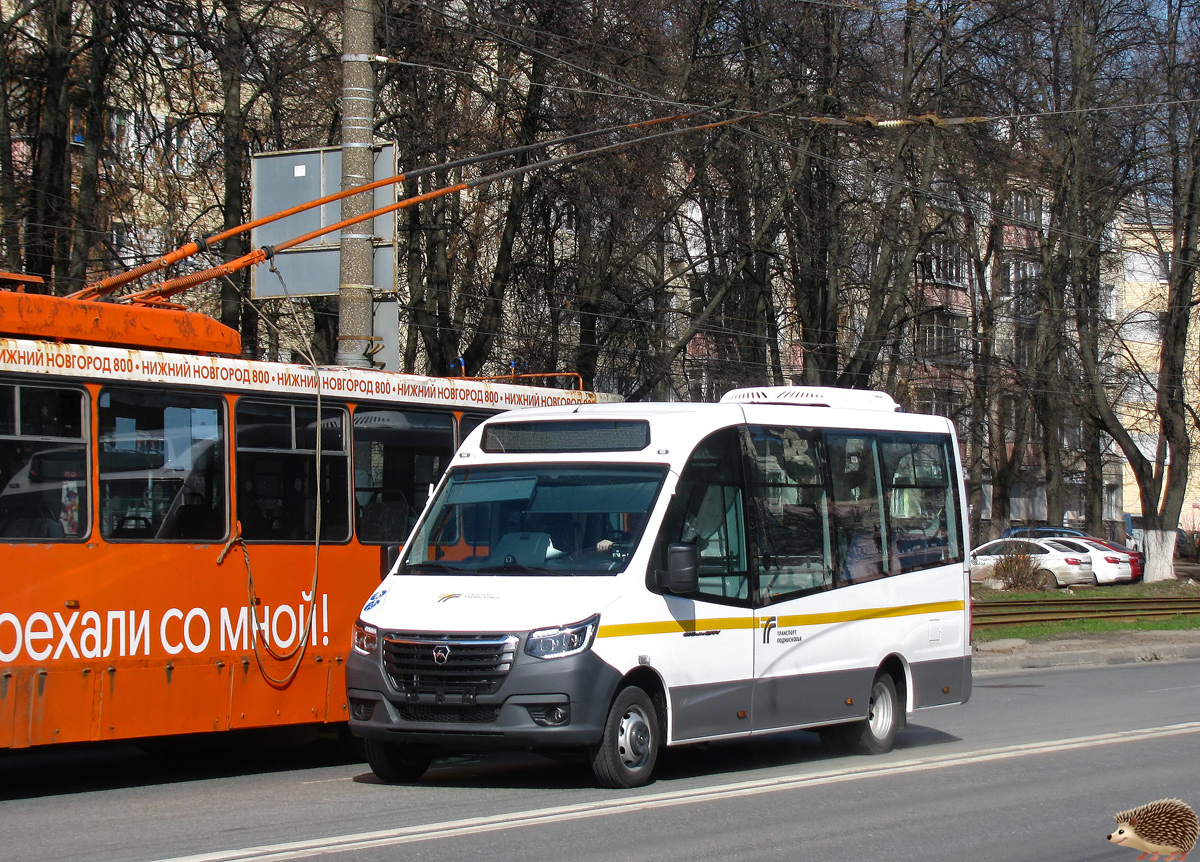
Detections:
347,386,972,788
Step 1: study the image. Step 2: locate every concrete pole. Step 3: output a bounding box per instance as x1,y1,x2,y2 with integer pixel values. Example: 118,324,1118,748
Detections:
336,0,377,367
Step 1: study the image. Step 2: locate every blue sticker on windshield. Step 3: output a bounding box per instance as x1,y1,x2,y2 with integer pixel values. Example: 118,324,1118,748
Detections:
363,588,387,612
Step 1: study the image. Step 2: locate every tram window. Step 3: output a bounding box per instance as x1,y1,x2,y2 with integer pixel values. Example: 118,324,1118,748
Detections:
98,388,226,542
353,408,454,543
458,413,491,446
236,400,350,543
0,384,88,540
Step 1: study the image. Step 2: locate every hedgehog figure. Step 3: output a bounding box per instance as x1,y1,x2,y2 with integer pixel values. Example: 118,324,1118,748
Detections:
1107,799,1199,862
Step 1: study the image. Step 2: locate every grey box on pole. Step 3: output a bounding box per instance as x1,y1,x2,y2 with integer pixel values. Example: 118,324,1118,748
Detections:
249,145,398,298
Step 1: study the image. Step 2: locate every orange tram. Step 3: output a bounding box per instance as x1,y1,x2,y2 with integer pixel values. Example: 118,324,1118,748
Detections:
0,280,613,749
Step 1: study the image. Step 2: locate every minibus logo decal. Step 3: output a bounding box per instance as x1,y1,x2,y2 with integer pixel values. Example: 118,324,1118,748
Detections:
761,616,778,643
432,645,451,664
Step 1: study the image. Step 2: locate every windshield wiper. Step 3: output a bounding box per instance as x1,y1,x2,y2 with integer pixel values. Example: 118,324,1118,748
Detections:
474,563,556,575
403,561,467,574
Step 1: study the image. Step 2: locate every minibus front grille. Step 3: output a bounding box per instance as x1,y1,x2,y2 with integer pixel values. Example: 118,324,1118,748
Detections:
398,704,501,723
382,632,518,698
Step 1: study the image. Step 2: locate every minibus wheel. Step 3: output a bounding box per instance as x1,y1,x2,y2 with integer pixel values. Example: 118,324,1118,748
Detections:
364,739,433,783
819,672,899,755
590,685,660,789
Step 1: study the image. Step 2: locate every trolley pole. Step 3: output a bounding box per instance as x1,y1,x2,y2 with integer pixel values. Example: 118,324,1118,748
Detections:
336,0,377,368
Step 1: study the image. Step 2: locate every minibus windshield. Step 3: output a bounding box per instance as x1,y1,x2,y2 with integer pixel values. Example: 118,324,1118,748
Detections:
402,464,668,575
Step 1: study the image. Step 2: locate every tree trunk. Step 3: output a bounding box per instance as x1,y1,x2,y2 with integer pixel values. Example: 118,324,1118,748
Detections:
25,0,75,285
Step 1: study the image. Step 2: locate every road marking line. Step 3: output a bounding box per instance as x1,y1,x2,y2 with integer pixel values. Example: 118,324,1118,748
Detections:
1145,684,1200,693
153,721,1200,862
298,777,354,785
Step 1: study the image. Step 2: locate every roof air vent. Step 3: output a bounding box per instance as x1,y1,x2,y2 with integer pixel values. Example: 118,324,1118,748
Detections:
719,386,899,412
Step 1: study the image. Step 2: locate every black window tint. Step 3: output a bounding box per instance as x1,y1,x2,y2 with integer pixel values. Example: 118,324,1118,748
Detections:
236,400,349,543
458,413,491,446
0,384,16,436
297,405,345,451
354,408,454,543
0,384,88,540
235,401,291,449
22,386,83,438
98,388,226,541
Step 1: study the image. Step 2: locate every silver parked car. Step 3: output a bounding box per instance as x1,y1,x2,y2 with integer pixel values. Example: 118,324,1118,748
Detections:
970,538,1094,588
1045,538,1134,585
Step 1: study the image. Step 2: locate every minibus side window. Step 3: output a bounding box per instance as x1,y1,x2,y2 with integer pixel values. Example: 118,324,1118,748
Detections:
236,400,350,542
827,433,889,585
658,428,750,605
745,425,832,601
99,388,226,541
879,435,960,571
0,383,89,540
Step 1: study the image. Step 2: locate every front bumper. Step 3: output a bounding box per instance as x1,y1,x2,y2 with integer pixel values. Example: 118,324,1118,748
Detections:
345,639,623,751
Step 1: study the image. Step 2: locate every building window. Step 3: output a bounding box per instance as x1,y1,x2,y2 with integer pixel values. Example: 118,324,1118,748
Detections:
918,311,967,360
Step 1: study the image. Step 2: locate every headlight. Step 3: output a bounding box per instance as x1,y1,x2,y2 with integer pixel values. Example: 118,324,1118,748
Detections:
525,614,599,660
352,619,378,655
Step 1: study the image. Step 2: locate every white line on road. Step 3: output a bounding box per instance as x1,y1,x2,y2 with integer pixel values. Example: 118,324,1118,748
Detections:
1145,684,1200,693
153,721,1200,862
298,777,354,785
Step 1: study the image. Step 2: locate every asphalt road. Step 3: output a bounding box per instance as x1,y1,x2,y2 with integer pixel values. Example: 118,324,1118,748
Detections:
3,659,1199,862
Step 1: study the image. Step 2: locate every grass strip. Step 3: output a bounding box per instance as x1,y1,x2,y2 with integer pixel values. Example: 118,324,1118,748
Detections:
973,614,1200,643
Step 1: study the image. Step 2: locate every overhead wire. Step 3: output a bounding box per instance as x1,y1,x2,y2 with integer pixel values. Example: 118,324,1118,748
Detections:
118,97,803,303
56,0,1197,398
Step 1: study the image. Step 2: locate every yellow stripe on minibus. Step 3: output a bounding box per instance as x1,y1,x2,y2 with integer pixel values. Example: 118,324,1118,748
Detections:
596,600,965,639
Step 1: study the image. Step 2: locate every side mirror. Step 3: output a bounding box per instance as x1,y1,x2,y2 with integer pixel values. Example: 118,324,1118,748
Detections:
658,543,699,594
381,544,401,580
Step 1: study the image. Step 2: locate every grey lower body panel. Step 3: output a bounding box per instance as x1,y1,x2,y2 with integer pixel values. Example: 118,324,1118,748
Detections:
346,648,623,751
671,666,872,741
671,655,972,741
911,654,971,708
669,679,754,741
752,666,876,731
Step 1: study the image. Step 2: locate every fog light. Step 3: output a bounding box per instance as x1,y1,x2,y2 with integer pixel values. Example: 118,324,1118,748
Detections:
349,698,376,721
528,704,571,726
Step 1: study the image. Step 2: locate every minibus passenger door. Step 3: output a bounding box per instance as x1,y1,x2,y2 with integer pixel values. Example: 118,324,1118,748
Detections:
746,424,858,730
653,430,756,743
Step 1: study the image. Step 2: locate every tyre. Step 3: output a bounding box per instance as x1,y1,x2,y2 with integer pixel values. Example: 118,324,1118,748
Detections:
590,685,660,789
1034,569,1059,590
363,738,433,783
819,672,900,755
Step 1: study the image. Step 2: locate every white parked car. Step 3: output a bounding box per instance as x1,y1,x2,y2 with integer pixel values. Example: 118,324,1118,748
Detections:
970,538,1094,588
1045,538,1134,585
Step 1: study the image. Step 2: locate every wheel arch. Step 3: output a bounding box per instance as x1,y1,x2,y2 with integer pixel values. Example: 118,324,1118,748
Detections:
618,665,669,743
877,652,909,725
